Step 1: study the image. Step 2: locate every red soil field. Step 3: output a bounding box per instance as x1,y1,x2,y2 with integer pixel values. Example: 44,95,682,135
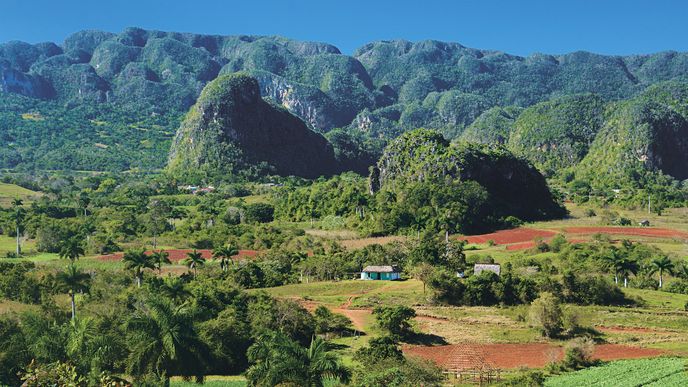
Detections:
564,226,688,239
459,228,557,245
404,343,665,370
98,249,259,262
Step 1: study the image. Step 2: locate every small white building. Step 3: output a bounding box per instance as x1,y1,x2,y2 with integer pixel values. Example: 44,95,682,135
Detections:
361,265,401,281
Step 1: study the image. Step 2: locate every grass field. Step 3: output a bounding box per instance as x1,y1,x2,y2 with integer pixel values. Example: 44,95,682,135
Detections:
0,182,43,207
544,358,688,386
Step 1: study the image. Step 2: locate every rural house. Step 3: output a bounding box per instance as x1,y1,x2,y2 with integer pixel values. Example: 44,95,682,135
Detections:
474,264,501,276
361,265,401,280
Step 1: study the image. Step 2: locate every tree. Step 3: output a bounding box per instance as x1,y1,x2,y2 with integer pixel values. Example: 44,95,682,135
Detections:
618,257,640,288
11,198,24,256
58,237,85,263
159,276,191,304
55,264,91,320
144,199,172,249
150,250,171,274
648,255,674,288
243,203,275,223
600,247,622,284
413,263,435,298
528,292,563,338
212,245,239,272
181,250,205,278
372,305,416,339
126,298,208,383
246,332,350,386
122,249,155,287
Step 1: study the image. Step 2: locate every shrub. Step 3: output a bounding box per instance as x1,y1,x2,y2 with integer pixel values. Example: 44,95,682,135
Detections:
559,338,597,370
528,292,563,338
243,203,275,223
372,305,416,339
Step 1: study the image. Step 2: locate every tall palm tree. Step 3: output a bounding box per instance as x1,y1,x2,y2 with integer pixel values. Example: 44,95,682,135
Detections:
56,264,91,320
125,298,208,383
181,250,205,278
122,249,155,287
212,245,238,272
618,257,640,288
150,250,171,274
246,333,350,387
600,247,622,284
648,255,674,288
159,276,191,304
59,237,85,262
11,198,24,256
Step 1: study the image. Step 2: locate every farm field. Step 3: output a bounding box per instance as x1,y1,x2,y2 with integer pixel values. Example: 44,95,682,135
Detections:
544,358,688,386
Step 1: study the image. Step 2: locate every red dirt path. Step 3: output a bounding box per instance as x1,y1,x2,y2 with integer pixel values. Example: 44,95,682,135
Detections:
404,343,665,370
98,249,259,262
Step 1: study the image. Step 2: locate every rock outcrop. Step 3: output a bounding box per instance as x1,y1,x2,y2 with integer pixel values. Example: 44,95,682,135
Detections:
167,73,340,179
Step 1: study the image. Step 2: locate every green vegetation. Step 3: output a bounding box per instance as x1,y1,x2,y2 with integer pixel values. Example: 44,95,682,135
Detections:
167,73,340,181
545,358,688,386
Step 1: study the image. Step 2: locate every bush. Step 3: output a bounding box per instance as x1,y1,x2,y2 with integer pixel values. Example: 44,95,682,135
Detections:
372,305,416,339
500,370,545,386
243,203,275,223
528,292,563,338
559,338,597,371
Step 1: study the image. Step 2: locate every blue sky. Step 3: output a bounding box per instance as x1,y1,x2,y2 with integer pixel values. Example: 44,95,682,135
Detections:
1,0,687,56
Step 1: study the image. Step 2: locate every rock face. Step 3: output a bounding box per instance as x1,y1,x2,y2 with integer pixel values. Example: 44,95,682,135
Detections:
167,73,340,179
370,129,566,221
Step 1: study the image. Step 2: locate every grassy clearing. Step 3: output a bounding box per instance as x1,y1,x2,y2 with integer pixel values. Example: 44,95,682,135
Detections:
0,299,39,315
259,280,388,307
0,182,43,207
0,235,38,256
623,288,688,310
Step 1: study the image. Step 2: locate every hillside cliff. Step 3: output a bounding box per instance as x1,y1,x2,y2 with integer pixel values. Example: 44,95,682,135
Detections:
167,73,339,180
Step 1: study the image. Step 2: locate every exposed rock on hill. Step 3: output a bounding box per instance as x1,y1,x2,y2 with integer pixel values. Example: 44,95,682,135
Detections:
167,73,340,179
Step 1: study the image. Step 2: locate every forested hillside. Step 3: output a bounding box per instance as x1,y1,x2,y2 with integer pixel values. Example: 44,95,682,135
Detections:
2,28,688,199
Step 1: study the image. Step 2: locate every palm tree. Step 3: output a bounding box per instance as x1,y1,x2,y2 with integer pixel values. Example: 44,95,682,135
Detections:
56,264,91,320
181,250,205,278
150,250,172,274
648,255,674,288
159,276,191,304
600,247,622,284
59,237,85,262
247,333,350,387
618,257,640,288
125,298,208,383
11,198,24,256
122,249,155,287
212,245,238,272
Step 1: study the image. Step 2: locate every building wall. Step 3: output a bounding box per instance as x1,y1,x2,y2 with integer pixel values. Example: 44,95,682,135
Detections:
361,272,400,280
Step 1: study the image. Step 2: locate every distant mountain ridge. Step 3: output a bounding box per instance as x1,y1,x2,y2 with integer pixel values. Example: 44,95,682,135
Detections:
2,28,688,136
2,28,688,189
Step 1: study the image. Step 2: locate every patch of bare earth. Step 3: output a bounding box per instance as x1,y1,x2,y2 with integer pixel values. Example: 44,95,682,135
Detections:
339,236,407,250
404,343,665,370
